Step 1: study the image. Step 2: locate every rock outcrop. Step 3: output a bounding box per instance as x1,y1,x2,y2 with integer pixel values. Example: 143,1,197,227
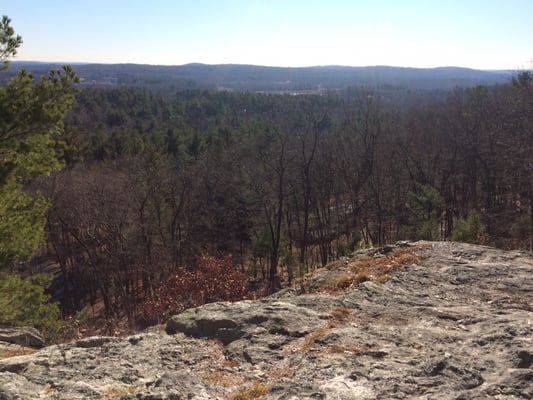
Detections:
0,327,46,348
0,241,532,399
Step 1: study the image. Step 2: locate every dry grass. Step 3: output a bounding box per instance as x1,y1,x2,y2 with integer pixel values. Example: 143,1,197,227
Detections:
229,381,269,400
329,306,352,323
223,358,241,368
300,325,380,356
300,325,331,352
227,362,294,400
0,347,36,360
311,245,422,293
41,383,55,396
300,306,354,352
202,370,245,387
100,384,139,399
294,248,421,357
270,365,296,381
296,306,386,358
330,271,370,290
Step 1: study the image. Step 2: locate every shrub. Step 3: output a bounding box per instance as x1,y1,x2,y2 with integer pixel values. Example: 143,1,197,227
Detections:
139,252,264,326
401,184,444,241
451,211,485,244
335,230,362,257
335,240,349,257
0,273,62,341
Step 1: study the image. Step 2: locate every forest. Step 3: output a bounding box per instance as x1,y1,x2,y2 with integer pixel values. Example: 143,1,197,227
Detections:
5,61,511,93
1,17,532,337
35,73,533,330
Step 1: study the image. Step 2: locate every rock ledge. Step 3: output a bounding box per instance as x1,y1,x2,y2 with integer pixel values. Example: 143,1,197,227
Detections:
1,241,532,399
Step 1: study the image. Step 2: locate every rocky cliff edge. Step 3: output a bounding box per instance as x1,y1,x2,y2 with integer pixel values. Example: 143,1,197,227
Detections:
0,241,532,399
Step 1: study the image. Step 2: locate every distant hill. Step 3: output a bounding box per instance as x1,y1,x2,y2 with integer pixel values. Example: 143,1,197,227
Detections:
5,62,514,92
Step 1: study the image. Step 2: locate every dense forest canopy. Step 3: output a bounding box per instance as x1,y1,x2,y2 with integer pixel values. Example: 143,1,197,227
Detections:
1,16,531,335
31,72,530,329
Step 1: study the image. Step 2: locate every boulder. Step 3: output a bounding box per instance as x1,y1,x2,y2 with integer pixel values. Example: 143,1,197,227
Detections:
0,327,45,348
166,299,329,345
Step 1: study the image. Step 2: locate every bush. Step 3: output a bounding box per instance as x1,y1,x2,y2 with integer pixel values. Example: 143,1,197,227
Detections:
451,211,485,244
139,252,264,327
335,241,349,257
336,230,362,257
401,184,444,241
0,273,62,341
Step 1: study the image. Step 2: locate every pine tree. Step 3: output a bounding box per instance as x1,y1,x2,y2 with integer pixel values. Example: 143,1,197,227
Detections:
0,16,78,268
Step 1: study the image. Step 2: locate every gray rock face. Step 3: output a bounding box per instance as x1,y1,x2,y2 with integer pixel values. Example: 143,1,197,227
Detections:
0,242,532,399
0,327,46,348
167,299,331,344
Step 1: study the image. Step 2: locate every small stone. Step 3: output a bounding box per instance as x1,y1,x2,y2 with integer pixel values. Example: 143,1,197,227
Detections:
517,350,532,368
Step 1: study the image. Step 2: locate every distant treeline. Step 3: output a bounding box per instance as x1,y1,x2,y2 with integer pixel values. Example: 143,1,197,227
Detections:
5,62,512,93
32,73,532,326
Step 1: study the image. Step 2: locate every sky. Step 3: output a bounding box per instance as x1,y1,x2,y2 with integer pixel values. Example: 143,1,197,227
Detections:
3,0,533,70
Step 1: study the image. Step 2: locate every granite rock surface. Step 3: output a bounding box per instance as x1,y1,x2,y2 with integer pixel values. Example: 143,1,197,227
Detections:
1,241,532,399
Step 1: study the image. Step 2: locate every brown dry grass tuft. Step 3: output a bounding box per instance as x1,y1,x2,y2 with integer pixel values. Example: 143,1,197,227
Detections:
311,245,421,293
100,384,139,399
300,306,354,352
223,358,241,368
300,325,331,352
202,370,245,387
230,381,269,400
330,272,357,290
0,347,36,360
270,365,295,381
329,306,352,323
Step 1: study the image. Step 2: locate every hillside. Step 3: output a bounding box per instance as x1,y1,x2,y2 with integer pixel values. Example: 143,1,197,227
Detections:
6,62,513,92
1,241,531,399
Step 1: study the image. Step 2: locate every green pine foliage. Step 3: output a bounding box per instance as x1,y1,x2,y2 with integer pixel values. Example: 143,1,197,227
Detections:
0,16,78,268
451,212,485,244
0,183,49,267
0,16,22,71
0,16,76,340
401,185,444,241
0,273,61,340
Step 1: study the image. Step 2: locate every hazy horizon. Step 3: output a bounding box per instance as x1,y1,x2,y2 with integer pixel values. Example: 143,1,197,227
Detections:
4,0,533,70
8,60,521,72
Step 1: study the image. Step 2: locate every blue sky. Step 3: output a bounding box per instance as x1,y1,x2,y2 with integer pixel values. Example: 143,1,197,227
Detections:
3,0,532,69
